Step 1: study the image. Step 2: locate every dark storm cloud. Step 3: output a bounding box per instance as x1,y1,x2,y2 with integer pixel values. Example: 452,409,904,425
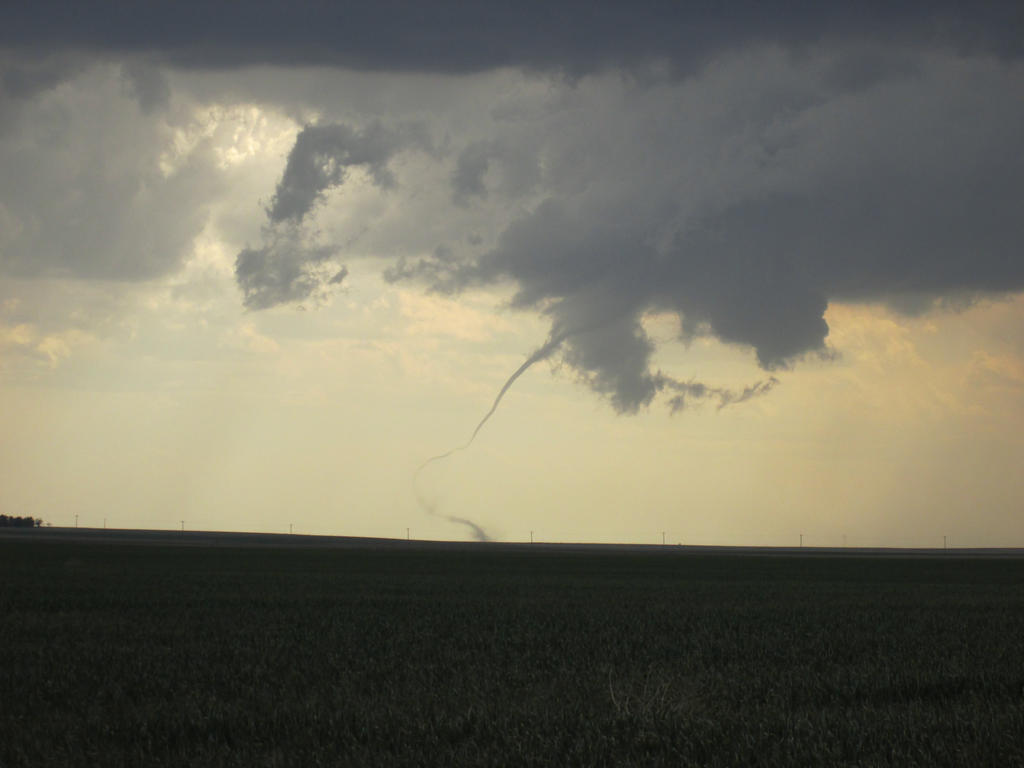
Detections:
665,377,779,414
268,122,425,224
235,229,343,311
249,48,1024,411
3,1,1022,73
455,164,1023,409
235,120,427,309
399,48,1024,413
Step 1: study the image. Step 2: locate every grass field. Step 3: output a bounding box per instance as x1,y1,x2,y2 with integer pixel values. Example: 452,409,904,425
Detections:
2,533,1024,766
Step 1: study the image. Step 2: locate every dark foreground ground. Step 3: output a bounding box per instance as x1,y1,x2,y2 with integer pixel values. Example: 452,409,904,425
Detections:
1,530,1023,766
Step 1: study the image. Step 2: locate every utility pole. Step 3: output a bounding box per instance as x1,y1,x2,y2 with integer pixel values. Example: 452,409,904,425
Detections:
103,517,107,529
661,531,666,546
180,520,184,532
944,535,947,550
406,527,410,541
530,530,533,544
800,533,803,548
289,523,293,535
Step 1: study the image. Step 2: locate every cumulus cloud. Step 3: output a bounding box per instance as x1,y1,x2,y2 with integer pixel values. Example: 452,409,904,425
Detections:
0,63,219,281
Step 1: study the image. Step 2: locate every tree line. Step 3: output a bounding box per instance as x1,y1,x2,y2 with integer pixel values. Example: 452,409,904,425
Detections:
0,515,42,528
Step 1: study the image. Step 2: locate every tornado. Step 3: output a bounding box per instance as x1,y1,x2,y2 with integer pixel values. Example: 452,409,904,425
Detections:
414,330,571,540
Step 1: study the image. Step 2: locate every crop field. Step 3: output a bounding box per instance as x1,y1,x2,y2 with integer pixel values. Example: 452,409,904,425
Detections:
2,533,1024,767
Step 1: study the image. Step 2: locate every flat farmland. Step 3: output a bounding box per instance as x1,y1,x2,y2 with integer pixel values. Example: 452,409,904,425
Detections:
2,530,1023,766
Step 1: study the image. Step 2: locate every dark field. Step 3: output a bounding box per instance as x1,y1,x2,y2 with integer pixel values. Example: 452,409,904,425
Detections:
2,531,1024,766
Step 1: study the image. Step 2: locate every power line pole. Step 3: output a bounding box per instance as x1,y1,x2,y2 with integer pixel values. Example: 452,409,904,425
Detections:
800,533,803,548
289,523,293,535
180,520,184,532
661,531,666,546
530,530,533,544
406,527,410,541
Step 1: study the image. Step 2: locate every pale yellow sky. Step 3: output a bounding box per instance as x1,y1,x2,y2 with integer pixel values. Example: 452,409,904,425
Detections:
2,276,1022,546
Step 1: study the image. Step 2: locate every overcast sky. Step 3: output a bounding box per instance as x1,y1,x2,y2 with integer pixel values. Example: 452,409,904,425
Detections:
2,2,1022,545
